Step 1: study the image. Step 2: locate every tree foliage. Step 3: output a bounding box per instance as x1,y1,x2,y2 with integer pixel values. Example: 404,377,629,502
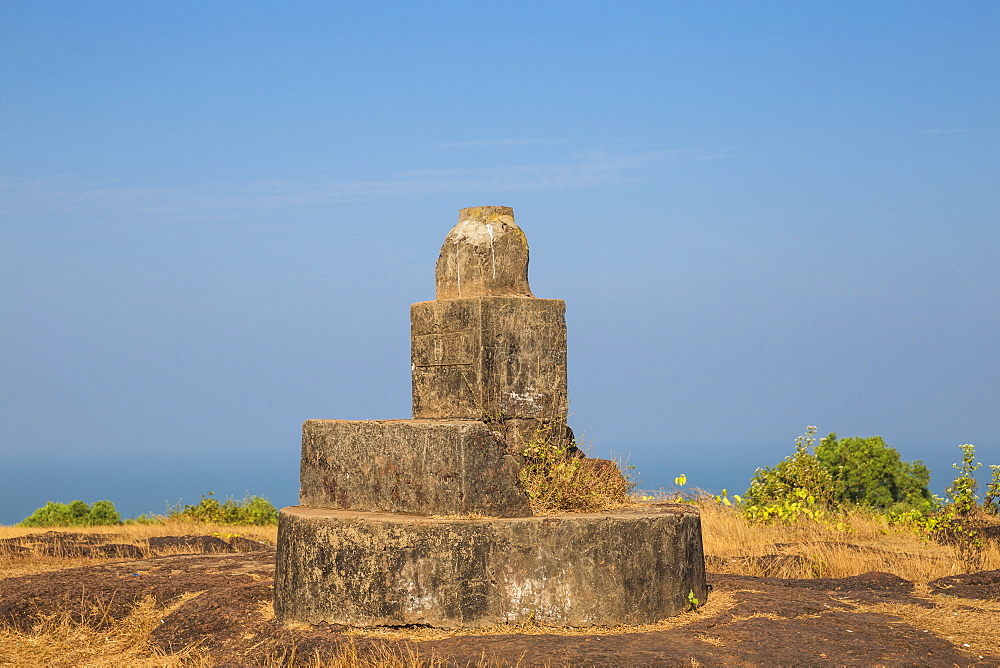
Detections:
816,433,933,511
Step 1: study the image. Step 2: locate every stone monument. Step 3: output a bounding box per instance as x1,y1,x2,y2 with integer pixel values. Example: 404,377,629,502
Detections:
274,206,707,628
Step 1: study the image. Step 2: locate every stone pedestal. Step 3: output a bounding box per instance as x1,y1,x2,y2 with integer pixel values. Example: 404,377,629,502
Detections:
275,505,707,629
274,206,707,628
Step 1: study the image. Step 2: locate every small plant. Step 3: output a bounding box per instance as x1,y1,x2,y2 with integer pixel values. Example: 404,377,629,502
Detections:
985,465,1000,515
661,473,701,504
934,444,987,570
518,424,634,513
945,444,981,516
713,489,742,507
17,499,122,527
687,589,700,610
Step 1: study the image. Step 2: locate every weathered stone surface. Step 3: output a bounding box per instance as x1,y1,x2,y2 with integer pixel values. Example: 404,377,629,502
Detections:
274,504,708,628
299,419,531,517
411,297,567,421
435,206,532,300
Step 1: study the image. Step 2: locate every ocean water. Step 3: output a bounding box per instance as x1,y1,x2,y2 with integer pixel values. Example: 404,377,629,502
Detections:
0,445,968,525
0,452,300,526
0,448,757,526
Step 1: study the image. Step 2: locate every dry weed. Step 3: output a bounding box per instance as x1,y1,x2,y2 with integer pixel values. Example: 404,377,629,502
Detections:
518,427,634,513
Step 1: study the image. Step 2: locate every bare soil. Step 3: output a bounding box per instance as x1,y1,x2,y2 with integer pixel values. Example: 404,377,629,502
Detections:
1,532,998,666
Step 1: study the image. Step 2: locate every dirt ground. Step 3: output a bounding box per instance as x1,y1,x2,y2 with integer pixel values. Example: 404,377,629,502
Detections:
1,532,998,666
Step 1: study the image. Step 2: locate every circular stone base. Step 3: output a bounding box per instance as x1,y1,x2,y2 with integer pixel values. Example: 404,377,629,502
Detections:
274,504,707,628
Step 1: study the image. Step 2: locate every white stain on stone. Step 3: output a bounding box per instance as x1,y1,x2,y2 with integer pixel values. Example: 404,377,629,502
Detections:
454,219,470,296
509,387,543,407
501,568,577,624
485,223,496,277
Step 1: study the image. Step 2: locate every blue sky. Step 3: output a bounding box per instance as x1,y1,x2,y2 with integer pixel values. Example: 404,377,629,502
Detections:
1,1,997,522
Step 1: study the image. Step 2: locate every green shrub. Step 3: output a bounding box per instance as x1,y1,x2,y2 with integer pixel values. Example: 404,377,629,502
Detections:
816,433,933,511
165,492,279,525
744,426,836,519
17,500,122,527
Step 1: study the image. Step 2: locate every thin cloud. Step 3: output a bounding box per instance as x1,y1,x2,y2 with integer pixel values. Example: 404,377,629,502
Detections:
432,138,570,149
0,148,716,226
916,128,975,135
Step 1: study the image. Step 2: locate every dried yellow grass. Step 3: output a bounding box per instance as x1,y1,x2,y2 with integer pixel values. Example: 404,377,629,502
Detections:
0,521,278,579
0,520,278,543
698,500,1000,580
0,605,495,668
0,594,208,667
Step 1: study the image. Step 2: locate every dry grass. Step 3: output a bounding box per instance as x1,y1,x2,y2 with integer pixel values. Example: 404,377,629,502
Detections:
0,520,278,543
517,423,635,513
0,615,473,668
698,500,1000,580
263,640,483,668
0,601,501,668
0,521,278,579
0,594,208,667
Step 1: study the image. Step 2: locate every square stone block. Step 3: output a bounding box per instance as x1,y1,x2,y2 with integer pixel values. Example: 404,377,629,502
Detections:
274,504,708,628
411,296,567,421
300,419,532,517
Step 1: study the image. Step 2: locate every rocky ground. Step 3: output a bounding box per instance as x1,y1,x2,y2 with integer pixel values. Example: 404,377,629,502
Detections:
1,532,998,666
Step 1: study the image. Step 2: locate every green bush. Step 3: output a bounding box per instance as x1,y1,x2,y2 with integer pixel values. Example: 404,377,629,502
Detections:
165,492,279,525
17,500,122,527
743,427,945,524
815,433,933,511
744,426,836,515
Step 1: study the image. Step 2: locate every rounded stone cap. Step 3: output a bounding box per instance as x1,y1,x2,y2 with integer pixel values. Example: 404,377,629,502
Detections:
435,206,533,299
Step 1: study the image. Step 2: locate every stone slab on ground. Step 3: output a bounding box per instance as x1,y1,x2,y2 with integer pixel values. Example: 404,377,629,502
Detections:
299,418,531,517
273,503,707,628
